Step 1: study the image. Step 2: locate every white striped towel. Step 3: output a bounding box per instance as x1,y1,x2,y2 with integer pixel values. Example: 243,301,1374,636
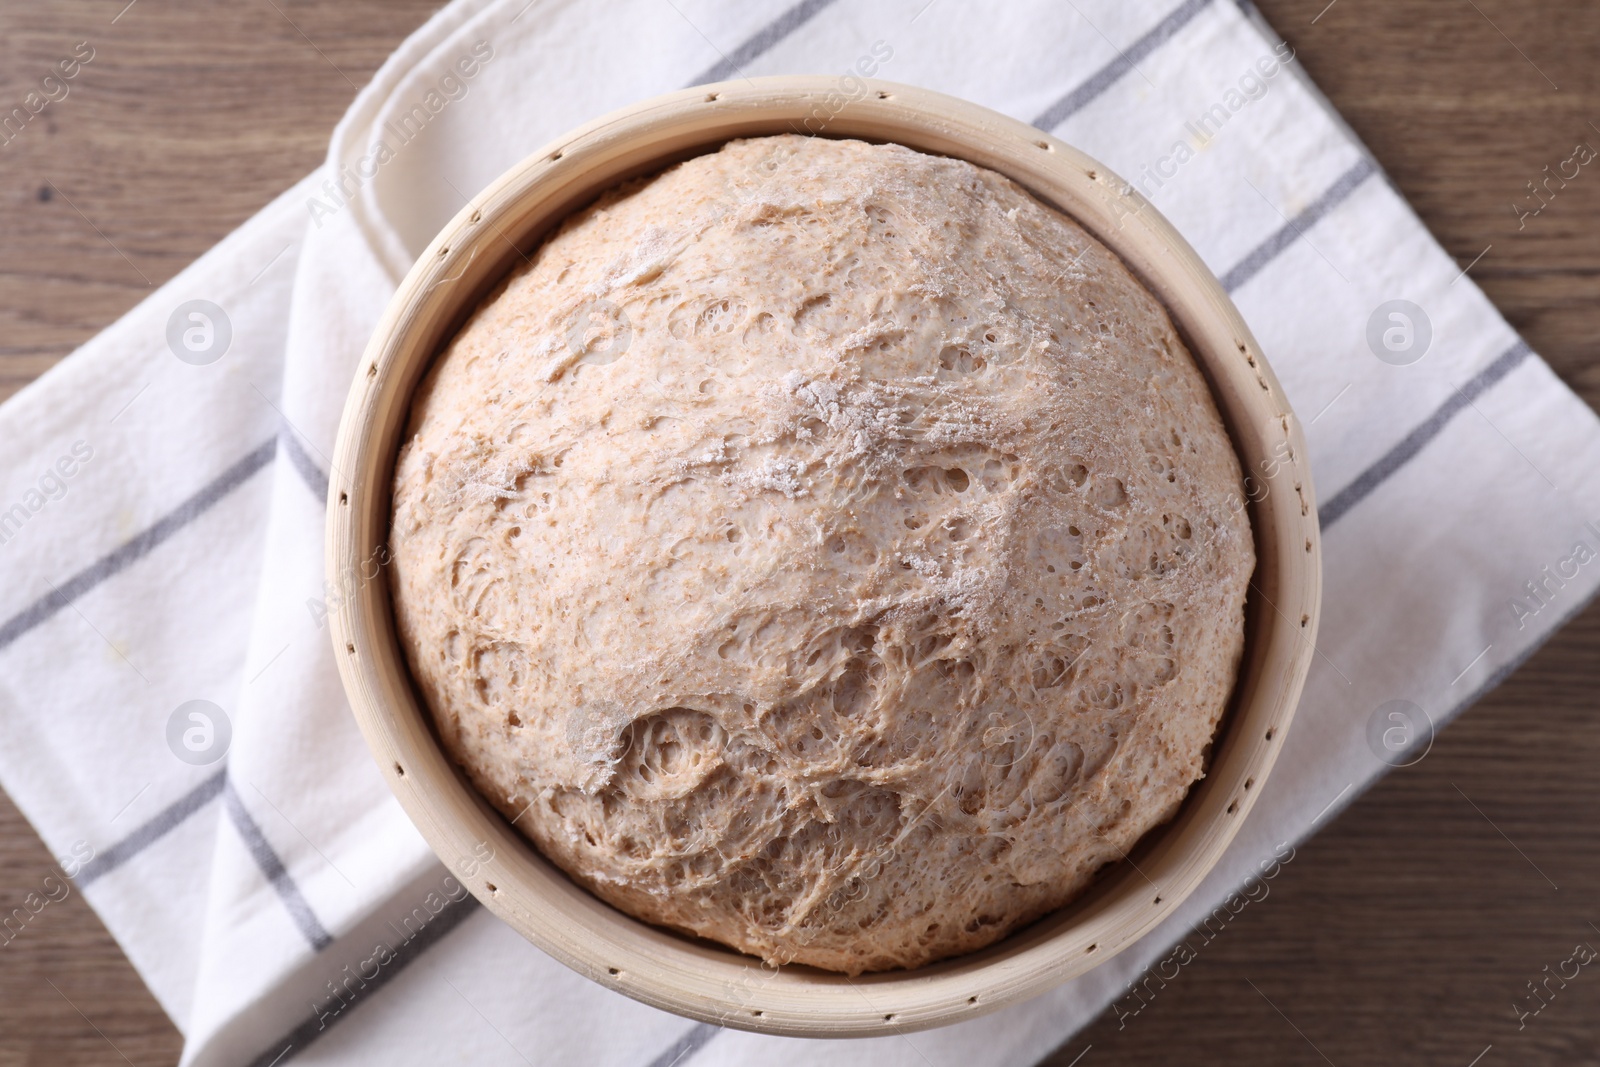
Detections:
1,0,1598,1064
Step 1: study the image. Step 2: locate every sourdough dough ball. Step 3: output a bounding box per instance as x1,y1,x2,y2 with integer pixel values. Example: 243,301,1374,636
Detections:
390,135,1253,974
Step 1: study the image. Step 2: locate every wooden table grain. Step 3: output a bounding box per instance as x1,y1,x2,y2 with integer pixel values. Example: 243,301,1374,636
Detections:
1,1,1596,1064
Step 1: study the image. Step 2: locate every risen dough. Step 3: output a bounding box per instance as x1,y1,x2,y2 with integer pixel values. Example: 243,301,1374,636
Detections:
389,134,1253,974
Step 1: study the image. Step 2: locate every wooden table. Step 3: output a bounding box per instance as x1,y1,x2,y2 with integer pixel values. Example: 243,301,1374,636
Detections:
1,1,1595,1063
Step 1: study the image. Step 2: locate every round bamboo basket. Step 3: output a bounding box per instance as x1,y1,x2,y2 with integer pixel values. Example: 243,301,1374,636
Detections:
327,76,1322,1038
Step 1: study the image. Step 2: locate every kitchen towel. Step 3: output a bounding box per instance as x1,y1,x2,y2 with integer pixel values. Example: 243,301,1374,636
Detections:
2,0,1598,1064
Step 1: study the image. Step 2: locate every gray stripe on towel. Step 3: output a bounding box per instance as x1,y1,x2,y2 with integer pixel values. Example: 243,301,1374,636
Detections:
1032,0,1216,131
646,1023,723,1067
224,782,335,952
685,0,839,86
1320,340,1533,530
278,426,330,502
0,437,277,654
1220,156,1378,293
76,769,228,889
